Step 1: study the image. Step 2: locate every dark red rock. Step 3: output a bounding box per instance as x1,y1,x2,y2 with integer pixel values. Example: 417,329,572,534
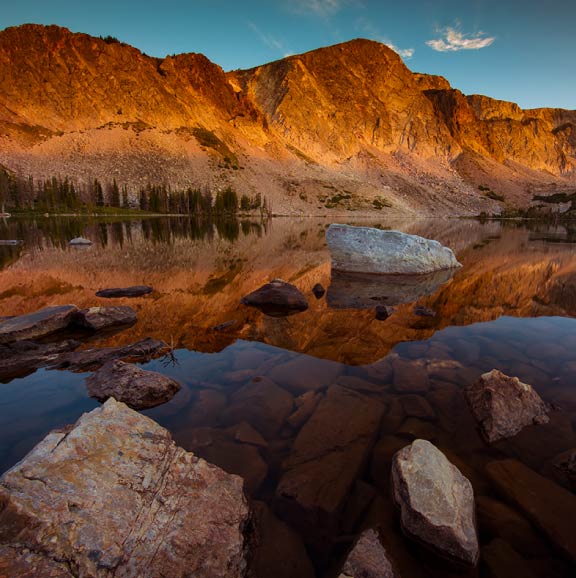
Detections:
86,359,181,409
96,285,153,298
240,279,308,317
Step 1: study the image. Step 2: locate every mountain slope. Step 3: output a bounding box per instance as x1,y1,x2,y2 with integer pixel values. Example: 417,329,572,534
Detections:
0,24,574,215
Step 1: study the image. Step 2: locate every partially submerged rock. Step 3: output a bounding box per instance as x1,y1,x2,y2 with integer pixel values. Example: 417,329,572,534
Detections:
240,279,308,317
96,285,153,298
0,398,249,578
391,439,479,566
86,359,181,409
68,236,92,246
312,283,326,299
465,369,550,442
326,224,461,275
0,304,79,344
51,337,168,371
73,305,137,331
339,529,396,578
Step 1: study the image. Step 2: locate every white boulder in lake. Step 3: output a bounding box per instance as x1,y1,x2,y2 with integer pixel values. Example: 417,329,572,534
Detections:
326,224,461,274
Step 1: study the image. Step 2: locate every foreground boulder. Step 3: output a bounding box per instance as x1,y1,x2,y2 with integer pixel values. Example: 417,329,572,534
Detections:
51,337,168,371
465,369,550,442
73,305,137,331
240,279,308,317
391,439,479,566
96,285,153,298
0,398,249,578
86,360,181,409
0,305,79,344
339,529,396,578
326,224,461,275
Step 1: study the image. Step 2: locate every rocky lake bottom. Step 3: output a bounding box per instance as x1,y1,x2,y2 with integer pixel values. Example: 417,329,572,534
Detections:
0,215,576,577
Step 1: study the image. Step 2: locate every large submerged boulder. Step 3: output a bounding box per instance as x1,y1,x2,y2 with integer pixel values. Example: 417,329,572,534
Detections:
391,439,479,566
326,224,461,275
0,398,250,578
86,359,181,409
465,369,550,443
0,305,79,344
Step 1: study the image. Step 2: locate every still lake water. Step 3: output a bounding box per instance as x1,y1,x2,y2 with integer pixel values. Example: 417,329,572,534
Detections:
1,216,575,577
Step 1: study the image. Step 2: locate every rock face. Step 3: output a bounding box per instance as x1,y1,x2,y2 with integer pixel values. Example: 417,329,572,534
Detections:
51,337,168,371
0,398,250,578
327,225,461,275
86,359,181,409
339,529,396,578
391,439,479,566
465,369,550,442
240,280,308,317
486,459,576,561
73,305,137,331
0,304,79,344
96,285,153,298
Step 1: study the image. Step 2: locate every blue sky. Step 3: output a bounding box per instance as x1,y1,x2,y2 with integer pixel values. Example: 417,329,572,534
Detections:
1,0,574,109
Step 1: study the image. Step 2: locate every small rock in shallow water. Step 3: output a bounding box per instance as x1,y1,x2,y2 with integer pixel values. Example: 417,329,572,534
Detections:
339,528,396,578
86,359,181,409
241,279,308,317
465,369,549,442
312,283,326,299
96,285,153,298
375,305,393,321
391,439,479,566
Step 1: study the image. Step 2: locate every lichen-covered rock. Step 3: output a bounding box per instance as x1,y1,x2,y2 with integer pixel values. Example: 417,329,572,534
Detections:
240,279,308,317
0,398,249,578
465,369,550,442
0,305,79,344
73,305,137,331
391,439,479,566
85,359,181,409
339,529,396,578
327,225,461,275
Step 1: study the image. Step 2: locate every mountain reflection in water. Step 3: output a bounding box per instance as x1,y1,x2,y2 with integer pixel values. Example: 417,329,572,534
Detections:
0,216,575,578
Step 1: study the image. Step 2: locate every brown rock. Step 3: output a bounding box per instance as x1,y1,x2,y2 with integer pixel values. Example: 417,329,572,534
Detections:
397,418,438,441
248,502,315,578
400,394,436,420
379,397,406,434
267,354,343,394
85,359,181,409
286,391,323,429
312,283,326,299
73,305,137,331
221,376,294,438
232,421,268,448
277,385,385,518
465,369,550,442
187,389,227,426
0,305,79,344
51,337,169,371
542,448,576,492
392,358,429,392
0,398,249,578
96,285,153,298
337,375,387,394
481,539,538,578
486,459,576,561
339,529,396,578
240,279,308,317
391,439,479,566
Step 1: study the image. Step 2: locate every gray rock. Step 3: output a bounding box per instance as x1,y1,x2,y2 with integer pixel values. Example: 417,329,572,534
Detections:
73,305,137,331
51,337,168,371
326,224,461,275
486,459,576,562
68,236,93,246
0,398,249,578
465,369,550,442
96,285,153,298
340,529,396,578
0,305,79,344
241,279,308,317
86,359,181,409
391,439,479,566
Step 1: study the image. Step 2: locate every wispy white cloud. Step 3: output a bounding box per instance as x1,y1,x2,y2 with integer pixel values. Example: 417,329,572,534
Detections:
289,0,348,17
247,22,291,57
426,27,495,52
354,17,415,60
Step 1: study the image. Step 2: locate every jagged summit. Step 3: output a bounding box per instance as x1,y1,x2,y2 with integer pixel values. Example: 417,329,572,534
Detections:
0,23,574,215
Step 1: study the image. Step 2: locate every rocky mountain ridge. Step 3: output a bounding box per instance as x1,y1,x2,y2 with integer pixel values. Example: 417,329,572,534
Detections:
0,24,575,215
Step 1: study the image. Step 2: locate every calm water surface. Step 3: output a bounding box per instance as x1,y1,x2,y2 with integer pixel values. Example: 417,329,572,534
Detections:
1,216,575,577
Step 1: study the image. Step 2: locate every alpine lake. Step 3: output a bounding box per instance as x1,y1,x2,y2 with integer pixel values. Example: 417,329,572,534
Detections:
1,215,575,578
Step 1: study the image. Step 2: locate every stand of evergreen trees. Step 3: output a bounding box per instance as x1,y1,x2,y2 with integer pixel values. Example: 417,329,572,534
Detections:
0,169,270,216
